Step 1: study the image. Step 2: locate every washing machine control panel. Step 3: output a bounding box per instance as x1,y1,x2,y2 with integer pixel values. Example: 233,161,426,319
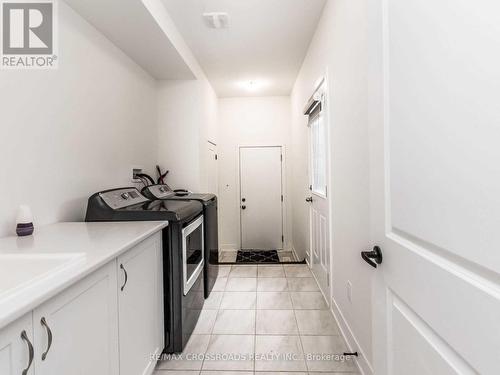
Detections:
146,185,176,199
99,188,149,209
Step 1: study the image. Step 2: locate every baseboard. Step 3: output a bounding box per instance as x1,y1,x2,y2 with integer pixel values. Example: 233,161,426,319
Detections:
146,346,163,375
330,297,374,375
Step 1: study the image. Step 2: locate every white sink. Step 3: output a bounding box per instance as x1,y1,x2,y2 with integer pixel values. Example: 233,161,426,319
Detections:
0,253,86,299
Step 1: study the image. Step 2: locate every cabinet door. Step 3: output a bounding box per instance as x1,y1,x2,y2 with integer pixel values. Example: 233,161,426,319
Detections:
33,261,119,375
118,233,163,375
0,314,34,375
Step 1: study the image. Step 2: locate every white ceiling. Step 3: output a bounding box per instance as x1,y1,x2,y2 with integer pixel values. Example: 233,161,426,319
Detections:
161,0,327,97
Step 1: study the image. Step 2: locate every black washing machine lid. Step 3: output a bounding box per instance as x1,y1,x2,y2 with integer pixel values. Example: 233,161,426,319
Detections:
85,187,203,223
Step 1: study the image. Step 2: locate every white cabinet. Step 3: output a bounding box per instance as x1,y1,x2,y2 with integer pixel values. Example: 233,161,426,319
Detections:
0,313,34,375
117,233,163,375
0,230,163,375
33,262,119,375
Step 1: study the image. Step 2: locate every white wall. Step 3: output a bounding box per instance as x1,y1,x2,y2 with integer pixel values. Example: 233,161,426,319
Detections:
291,0,372,372
157,78,217,191
0,2,158,237
153,0,219,193
217,97,293,253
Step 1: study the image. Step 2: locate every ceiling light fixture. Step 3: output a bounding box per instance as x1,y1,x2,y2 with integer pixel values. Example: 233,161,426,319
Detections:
237,79,271,92
203,12,229,29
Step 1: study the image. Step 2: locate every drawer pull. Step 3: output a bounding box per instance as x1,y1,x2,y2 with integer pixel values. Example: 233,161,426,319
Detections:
41,317,53,361
20,330,34,374
120,264,128,291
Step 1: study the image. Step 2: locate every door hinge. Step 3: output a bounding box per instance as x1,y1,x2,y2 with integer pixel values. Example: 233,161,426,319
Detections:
282,235,284,243
309,185,312,191
280,154,283,162
281,195,283,202
215,154,218,160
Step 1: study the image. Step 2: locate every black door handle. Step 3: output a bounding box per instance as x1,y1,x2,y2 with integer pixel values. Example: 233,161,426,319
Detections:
241,205,246,210
361,246,383,268
305,197,313,203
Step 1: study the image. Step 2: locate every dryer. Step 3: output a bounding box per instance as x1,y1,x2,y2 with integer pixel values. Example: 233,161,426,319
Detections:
142,184,219,298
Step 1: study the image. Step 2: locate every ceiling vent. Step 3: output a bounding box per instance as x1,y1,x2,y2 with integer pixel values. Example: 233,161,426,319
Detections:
203,12,229,29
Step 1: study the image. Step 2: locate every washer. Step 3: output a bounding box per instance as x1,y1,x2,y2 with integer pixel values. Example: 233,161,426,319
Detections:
85,187,204,353
142,185,219,299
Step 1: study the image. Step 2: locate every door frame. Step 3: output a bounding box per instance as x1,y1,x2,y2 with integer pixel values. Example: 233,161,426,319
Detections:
238,145,286,251
306,72,334,305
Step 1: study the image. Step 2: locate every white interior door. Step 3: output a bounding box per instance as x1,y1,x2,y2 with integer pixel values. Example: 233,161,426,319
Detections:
307,90,330,300
207,142,218,195
369,0,500,374
240,146,283,250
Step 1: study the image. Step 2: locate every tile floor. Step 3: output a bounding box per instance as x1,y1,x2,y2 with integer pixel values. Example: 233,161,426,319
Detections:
154,264,359,375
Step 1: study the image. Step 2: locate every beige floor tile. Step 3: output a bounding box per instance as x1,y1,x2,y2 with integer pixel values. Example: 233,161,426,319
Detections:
202,335,255,371
291,292,328,310
283,265,312,278
217,265,232,278
157,335,210,370
278,251,297,262
295,310,339,335
301,335,358,372
257,278,288,292
255,335,307,372
212,278,228,292
256,373,307,375
192,309,218,334
220,292,257,309
201,291,223,310
229,265,258,278
287,278,320,292
258,265,285,278
202,372,253,375
219,252,237,263
213,309,256,334
225,277,257,292
257,292,293,309
256,310,298,335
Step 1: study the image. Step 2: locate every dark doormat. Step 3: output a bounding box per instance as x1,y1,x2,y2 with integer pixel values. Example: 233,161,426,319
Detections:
236,250,280,264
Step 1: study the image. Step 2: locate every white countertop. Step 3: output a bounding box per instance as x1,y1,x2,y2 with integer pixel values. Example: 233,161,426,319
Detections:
0,221,168,330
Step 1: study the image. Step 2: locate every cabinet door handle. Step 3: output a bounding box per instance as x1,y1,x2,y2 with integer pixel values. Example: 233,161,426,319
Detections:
20,330,34,375
120,264,128,291
40,317,53,361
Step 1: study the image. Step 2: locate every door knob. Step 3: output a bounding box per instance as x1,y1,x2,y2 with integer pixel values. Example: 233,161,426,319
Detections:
242,198,246,202
241,205,246,210
305,197,313,203
361,246,383,268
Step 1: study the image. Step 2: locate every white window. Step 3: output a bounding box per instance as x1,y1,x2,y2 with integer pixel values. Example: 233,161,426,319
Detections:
309,105,327,196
